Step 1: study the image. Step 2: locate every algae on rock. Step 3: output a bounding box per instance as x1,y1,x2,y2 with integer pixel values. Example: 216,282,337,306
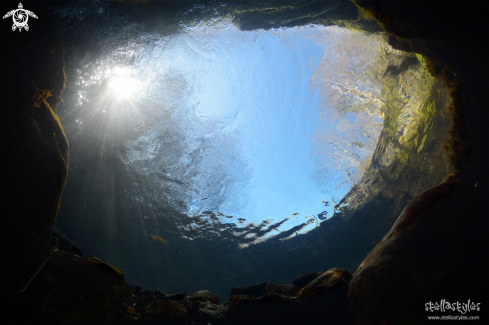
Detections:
337,53,452,217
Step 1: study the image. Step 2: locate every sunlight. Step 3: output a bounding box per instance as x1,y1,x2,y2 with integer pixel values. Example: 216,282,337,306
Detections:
68,21,385,242
108,76,139,98
105,66,142,99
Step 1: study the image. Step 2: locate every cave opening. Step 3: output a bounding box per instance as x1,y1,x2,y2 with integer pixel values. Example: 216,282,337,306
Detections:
45,0,454,295
2,0,488,324
3,1,487,324
50,2,398,293
60,19,387,238
44,1,455,299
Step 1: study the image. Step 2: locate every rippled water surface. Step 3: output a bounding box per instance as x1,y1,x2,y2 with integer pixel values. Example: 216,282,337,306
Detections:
48,2,393,293
61,17,384,239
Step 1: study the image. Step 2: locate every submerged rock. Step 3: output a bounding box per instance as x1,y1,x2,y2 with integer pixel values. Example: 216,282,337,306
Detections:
166,292,187,301
1,2,487,325
225,293,302,325
297,268,351,301
146,299,187,325
198,300,225,325
265,282,300,296
292,272,323,289
229,281,300,299
229,282,268,298
1,3,69,296
297,269,352,325
117,285,226,325
348,172,488,324
224,270,352,325
191,290,220,304
43,256,126,324
52,226,84,257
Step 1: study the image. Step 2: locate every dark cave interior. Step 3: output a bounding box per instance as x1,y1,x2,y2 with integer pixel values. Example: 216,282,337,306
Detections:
0,1,487,324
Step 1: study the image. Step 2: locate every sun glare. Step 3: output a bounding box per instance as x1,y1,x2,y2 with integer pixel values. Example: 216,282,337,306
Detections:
108,76,140,98
106,66,141,99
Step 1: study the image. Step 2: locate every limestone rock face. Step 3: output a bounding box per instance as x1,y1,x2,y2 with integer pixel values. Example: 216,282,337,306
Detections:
348,172,488,323
341,1,489,323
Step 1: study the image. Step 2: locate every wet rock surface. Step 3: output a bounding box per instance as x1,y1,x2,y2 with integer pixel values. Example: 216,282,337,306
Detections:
0,249,127,324
229,282,268,298
52,226,84,257
191,290,220,304
292,272,323,289
348,172,488,324
225,293,301,325
114,268,352,324
117,286,226,325
46,0,463,302
297,268,351,301
1,1,487,324
198,301,226,325
229,281,300,298
43,255,127,324
346,0,489,323
265,282,300,296
297,269,352,325
225,268,351,325
0,1,69,295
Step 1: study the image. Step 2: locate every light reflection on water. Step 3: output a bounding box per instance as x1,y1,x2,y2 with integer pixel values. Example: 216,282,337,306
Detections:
71,20,384,239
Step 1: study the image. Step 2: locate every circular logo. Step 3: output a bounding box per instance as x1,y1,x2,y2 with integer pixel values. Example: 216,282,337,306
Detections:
2,3,38,32
13,9,28,28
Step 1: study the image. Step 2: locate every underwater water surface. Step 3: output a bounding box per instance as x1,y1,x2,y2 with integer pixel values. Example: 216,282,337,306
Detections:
63,19,383,241
47,1,395,295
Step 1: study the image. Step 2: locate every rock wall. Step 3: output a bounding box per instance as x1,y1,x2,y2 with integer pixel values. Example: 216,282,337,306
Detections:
229,51,453,292
1,1,487,323
348,1,488,323
0,2,68,294
50,0,461,301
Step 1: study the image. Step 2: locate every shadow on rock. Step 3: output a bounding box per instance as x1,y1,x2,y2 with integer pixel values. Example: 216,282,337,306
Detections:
348,172,488,324
225,268,352,325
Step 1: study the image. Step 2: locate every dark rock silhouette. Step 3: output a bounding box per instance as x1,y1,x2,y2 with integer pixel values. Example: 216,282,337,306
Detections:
0,1,487,324
292,271,323,289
